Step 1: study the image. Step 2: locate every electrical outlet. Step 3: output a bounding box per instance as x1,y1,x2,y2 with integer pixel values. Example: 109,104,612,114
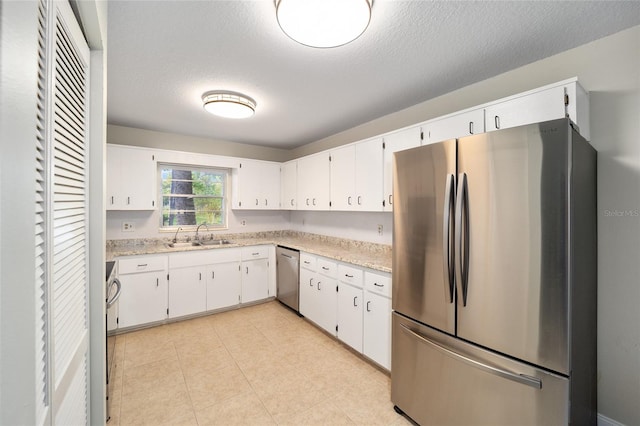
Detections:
241,220,246,226
378,224,383,235
122,222,135,232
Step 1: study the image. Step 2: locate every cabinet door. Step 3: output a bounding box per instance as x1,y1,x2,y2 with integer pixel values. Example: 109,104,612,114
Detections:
354,138,383,211
107,145,156,210
425,109,484,145
337,283,363,352
280,161,297,210
484,85,566,132
118,271,167,328
316,276,338,336
206,261,241,311
330,145,355,211
169,266,207,318
234,160,281,210
298,153,330,210
364,291,391,370
241,258,269,303
122,147,156,210
299,267,317,320
382,127,422,212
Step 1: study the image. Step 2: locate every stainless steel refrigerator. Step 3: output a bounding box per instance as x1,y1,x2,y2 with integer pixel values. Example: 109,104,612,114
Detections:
391,118,597,425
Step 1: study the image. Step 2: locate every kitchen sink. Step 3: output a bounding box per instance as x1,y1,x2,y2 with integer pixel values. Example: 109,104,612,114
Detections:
166,241,200,248
196,239,233,246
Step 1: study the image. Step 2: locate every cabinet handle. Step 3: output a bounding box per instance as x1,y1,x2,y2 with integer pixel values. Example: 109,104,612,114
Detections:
345,274,353,278
255,198,259,206
212,271,215,279
304,260,311,264
357,196,362,205
199,272,202,280
309,278,314,287
322,266,329,271
127,196,130,205
252,252,259,256
348,196,352,205
290,199,294,206
374,283,384,287
389,194,393,205
494,115,500,129
265,199,267,206
366,301,371,312
111,196,114,205
469,121,474,135
317,281,321,290
353,296,358,307
156,278,159,287
137,264,148,267
246,267,249,274
312,198,316,206
306,198,310,206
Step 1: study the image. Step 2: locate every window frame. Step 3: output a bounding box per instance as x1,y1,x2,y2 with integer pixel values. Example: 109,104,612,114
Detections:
158,163,229,231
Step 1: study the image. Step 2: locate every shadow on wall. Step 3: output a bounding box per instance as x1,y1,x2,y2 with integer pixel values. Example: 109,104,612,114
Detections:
589,90,640,425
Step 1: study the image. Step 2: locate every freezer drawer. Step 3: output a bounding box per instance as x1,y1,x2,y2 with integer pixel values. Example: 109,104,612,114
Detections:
391,313,569,426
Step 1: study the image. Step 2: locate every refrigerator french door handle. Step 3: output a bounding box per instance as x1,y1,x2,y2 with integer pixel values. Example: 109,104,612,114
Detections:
399,324,542,389
455,173,470,306
442,174,455,303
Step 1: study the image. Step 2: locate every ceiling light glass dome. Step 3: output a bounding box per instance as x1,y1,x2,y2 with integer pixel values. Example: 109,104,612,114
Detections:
276,0,372,48
202,91,256,119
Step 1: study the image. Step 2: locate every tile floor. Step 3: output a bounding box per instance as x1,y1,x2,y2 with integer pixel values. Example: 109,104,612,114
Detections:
108,301,411,425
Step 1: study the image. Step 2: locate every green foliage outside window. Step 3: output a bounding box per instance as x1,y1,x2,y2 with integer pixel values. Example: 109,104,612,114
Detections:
159,165,227,228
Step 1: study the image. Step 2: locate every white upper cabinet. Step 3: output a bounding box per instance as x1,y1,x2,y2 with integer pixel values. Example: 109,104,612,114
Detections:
330,138,383,212
280,160,297,210
107,144,156,210
297,152,331,210
382,126,422,212
423,108,485,146
232,159,281,210
484,80,590,139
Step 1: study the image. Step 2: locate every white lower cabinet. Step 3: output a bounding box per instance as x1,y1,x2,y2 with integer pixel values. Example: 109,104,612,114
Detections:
117,255,168,328
299,253,338,336
168,265,207,318
337,282,363,352
206,261,241,311
241,246,271,303
363,271,392,370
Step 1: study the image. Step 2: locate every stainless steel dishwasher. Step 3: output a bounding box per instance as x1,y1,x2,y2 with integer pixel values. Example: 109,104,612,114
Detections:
276,246,299,312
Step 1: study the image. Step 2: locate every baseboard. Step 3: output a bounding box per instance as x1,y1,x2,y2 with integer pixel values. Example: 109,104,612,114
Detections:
598,413,625,426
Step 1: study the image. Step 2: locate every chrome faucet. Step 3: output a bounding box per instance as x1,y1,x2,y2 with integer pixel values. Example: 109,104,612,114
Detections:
172,226,183,243
195,223,209,241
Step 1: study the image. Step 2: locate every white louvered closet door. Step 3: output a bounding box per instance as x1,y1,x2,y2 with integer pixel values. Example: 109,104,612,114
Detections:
35,0,91,424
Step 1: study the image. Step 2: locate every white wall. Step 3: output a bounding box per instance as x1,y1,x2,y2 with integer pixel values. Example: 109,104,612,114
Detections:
290,211,392,245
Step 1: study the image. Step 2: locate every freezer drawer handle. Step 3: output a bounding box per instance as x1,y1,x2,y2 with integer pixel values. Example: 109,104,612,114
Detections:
399,324,542,389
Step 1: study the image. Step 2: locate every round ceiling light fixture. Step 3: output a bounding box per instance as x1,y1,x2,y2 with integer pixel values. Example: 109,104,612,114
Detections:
202,91,256,119
275,0,372,48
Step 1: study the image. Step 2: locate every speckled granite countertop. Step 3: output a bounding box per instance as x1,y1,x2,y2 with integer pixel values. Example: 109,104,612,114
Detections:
107,231,392,273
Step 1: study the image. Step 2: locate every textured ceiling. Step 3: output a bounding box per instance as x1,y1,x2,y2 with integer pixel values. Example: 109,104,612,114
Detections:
107,1,640,149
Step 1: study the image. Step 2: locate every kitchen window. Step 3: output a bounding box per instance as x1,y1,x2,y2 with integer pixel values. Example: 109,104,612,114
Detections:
159,164,228,229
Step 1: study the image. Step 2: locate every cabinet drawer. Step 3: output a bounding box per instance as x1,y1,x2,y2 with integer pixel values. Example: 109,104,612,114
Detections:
118,255,167,275
169,248,241,269
317,258,337,278
241,245,269,260
338,264,363,287
364,271,391,297
300,253,317,271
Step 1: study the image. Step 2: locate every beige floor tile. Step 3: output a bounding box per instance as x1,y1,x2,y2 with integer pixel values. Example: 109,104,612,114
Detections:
122,357,186,396
195,391,275,425
185,363,253,410
276,398,355,426
119,382,194,425
179,346,236,378
331,384,401,426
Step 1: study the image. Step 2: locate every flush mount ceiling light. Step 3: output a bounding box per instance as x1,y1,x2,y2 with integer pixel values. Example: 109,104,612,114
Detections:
202,91,256,119
275,0,372,48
